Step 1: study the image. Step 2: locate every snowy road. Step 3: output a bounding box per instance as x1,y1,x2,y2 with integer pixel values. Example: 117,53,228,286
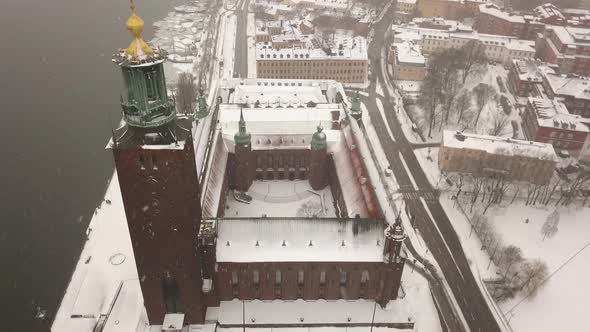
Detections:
356,3,506,332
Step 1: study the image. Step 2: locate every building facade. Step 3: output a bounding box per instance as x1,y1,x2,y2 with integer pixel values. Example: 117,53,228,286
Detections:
522,98,590,154
542,73,590,118
537,25,590,76
507,59,556,97
416,0,482,20
475,3,544,40
439,131,557,185
256,49,368,83
389,41,427,81
392,24,536,65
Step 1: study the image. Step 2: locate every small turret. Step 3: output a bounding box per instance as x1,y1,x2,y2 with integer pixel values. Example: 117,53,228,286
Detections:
234,109,252,146
349,92,362,120
196,95,209,119
311,125,327,150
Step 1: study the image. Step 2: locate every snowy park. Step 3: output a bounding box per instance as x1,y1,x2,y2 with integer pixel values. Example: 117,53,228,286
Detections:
414,146,590,332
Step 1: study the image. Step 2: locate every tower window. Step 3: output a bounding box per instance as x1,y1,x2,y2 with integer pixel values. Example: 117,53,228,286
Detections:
253,270,260,285
139,155,146,170
275,270,282,285
152,156,158,170
297,270,304,286
320,271,326,285
231,271,238,286
340,271,348,286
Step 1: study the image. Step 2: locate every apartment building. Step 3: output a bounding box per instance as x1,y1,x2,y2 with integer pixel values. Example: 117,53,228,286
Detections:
439,130,557,185
389,40,427,81
543,73,590,118
392,24,536,65
256,37,368,83
416,0,483,20
475,3,544,39
537,25,590,76
507,59,556,97
522,97,590,154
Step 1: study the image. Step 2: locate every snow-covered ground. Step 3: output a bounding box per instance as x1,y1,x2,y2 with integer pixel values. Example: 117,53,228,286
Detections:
225,180,336,218
414,146,590,332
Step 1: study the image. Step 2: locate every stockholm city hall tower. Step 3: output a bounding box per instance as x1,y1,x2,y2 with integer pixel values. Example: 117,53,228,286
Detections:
108,1,205,325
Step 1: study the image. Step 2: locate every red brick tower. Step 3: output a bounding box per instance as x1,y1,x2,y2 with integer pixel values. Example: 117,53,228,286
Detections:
309,125,329,190
108,2,204,325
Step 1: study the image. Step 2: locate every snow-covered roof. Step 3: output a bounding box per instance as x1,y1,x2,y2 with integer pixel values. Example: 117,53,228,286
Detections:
256,36,368,61
543,73,590,100
228,83,328,104
512,59,556,82
528,97,589,132
478,3,526,23
534,3,565,21
216,218,385,262
549,25,590,47
392,41,425,66
393,25,535,53
442,130,558,161
219,104,338,136
411,17,472,32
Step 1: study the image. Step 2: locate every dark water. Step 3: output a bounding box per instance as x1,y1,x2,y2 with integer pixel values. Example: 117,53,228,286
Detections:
0,0,183,330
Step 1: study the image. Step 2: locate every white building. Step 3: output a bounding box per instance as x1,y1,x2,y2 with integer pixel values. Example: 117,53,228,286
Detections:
392,24,536,65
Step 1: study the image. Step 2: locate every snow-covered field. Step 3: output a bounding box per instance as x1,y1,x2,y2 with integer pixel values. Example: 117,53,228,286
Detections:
414,146,590,332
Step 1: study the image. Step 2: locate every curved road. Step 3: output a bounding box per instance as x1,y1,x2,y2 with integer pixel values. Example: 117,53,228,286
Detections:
362,3,503,332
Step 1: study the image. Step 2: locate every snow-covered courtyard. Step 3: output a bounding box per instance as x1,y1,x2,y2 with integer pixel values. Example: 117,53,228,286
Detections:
225,180,337,218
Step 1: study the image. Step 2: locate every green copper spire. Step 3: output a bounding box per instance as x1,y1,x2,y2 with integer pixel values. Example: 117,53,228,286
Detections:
196,95,209,119
113,5,175,129
349,92,361,116
311,125,327,151
234,108,251,146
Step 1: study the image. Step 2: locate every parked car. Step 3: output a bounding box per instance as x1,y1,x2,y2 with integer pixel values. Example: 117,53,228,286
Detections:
496,76,507,93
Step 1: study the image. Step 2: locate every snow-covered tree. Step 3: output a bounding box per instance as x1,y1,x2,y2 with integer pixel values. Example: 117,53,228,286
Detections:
520,259,548,298
541,209,560,240
501,245,523,279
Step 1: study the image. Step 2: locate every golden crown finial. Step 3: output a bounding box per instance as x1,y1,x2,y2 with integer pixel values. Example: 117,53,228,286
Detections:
124,0,154,59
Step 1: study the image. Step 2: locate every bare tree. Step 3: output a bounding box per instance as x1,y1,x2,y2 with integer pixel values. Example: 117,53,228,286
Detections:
501,245,523,279
519,259,548,298
455,89,473,127
458,40,487,83
488,111,511,137
473,83,497,129
419,49,461,137
541,209,560,240
176,72,197,115
441,71,462,129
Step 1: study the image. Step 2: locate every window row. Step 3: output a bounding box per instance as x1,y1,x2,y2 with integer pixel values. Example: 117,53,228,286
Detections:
230,269,371,287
